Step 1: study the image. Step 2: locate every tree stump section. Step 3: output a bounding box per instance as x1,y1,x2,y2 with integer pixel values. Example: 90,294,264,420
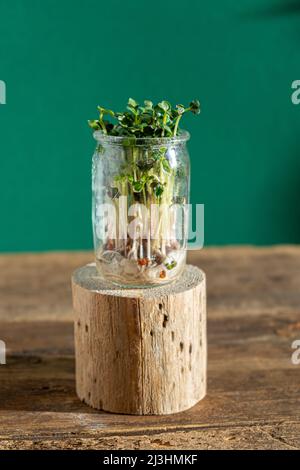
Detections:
72,264,207,415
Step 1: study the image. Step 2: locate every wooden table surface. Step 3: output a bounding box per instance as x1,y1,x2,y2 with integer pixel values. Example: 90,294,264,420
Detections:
0,247,300,450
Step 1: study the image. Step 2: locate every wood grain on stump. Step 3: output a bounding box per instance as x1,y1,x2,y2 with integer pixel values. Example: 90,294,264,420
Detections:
72,264,207,415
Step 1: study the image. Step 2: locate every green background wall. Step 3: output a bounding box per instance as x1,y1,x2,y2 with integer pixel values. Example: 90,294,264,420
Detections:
0,0,300,251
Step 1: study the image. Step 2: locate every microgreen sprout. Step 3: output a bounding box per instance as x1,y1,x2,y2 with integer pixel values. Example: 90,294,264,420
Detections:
89,98,200,137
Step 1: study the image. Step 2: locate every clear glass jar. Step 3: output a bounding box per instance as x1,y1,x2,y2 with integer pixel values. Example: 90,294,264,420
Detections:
92,131,190,287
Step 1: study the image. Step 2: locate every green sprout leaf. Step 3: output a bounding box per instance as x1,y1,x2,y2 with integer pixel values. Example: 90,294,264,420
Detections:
158,100,171,112
165,260,177,270
144,100,153,109
97,106,115,117
88,120,100,130
189,99,201,115
176,104,185,115
162,158,171,173
132,181,144,192
153,183,164,198
128,98,139,108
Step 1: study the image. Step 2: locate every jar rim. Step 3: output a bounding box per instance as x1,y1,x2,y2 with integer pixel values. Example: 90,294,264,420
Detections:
93,130,190,146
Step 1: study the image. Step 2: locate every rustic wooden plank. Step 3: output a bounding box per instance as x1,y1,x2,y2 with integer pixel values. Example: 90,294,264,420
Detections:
1,423,300,450
0,247,300,449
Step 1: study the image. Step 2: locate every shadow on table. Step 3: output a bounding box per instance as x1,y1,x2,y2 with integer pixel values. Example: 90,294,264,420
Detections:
0,354,99,414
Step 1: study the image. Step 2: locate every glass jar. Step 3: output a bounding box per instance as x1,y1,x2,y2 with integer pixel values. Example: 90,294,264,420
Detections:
92,131,190,287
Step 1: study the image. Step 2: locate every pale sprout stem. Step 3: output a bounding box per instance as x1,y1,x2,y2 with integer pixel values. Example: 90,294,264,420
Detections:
129,222,138,260
160,205,167,256
153,210,161,249
170,207,176,243
115,200,119,250
139,238,143,259
147,219,151,260
139,204,144,259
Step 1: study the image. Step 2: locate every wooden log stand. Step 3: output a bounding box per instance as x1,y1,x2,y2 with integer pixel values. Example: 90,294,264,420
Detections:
72,264,207,415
